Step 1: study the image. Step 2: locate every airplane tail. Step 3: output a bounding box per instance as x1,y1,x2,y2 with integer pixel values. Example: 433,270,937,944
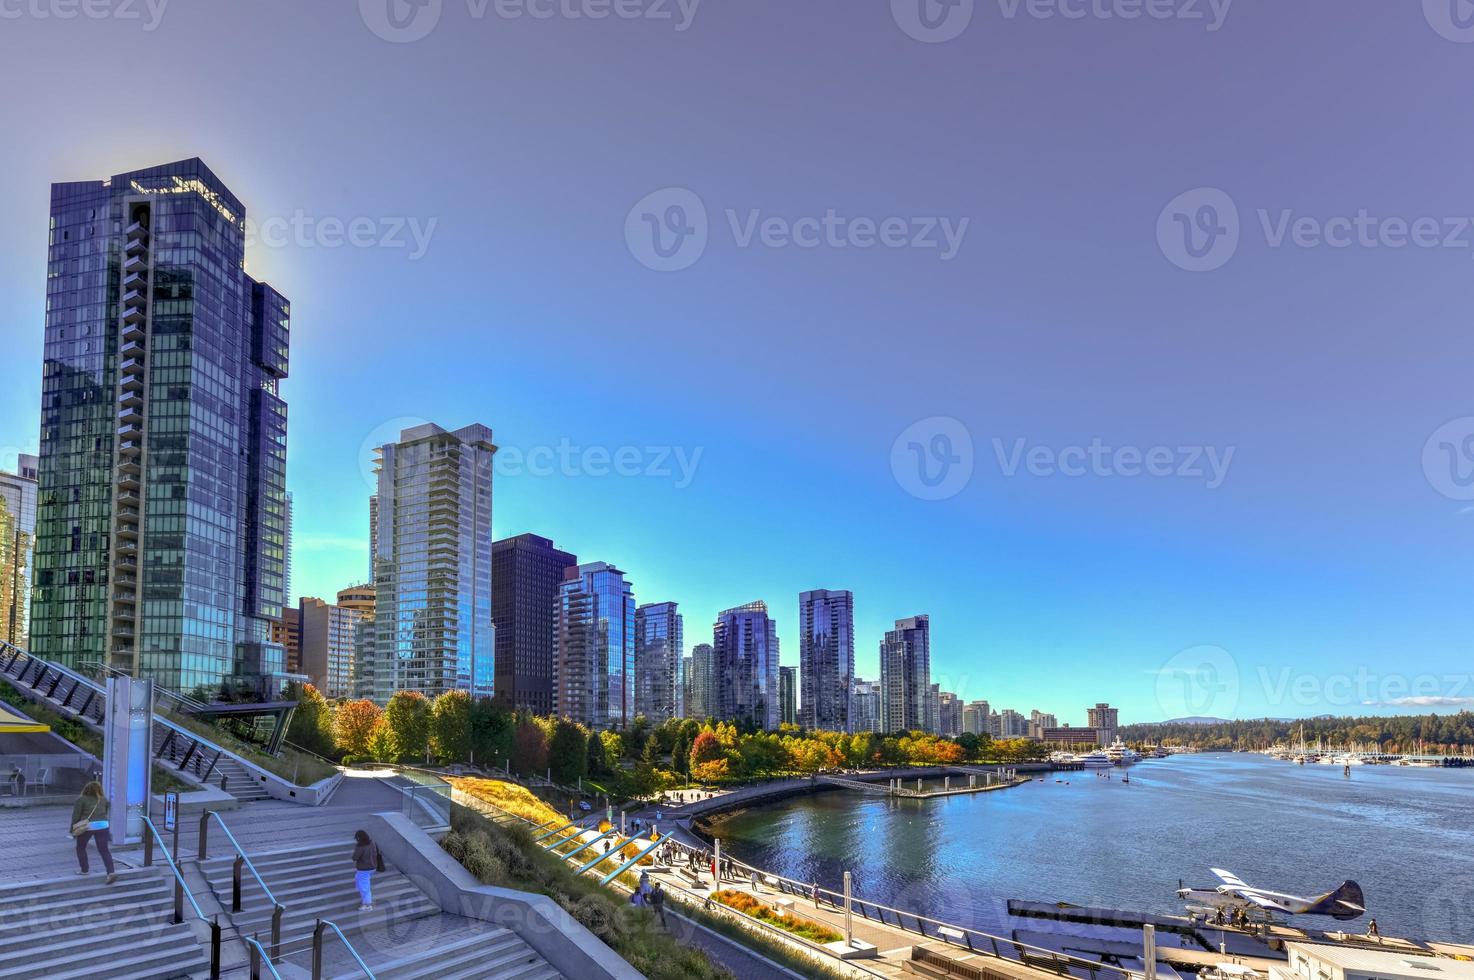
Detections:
1307,881,1365,920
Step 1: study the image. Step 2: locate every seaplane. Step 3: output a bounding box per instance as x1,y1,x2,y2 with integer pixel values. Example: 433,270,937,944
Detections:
1177,868,1365,921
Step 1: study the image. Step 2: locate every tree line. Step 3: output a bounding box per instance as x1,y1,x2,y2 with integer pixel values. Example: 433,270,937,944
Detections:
284,683,1054,797
1121,712,1474,752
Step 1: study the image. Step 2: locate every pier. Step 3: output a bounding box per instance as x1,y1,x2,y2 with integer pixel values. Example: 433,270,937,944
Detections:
817,770,1025,798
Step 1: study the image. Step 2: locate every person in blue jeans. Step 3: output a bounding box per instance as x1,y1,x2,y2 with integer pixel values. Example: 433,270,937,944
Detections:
352,830,380,911
71,781,117,884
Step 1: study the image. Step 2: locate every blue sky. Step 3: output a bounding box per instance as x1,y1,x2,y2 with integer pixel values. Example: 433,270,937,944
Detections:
3,0,1474,723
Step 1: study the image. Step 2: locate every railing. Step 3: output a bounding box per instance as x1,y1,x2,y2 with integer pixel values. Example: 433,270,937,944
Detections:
245,936,286,980
141,814,223,980
198,810,284,955
312,918,377,980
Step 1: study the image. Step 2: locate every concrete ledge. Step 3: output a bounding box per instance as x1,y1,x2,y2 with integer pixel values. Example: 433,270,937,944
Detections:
151,786,239,814
363,811,643,980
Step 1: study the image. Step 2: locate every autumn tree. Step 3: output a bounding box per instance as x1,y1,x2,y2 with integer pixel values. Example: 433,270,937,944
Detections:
333,699,383,758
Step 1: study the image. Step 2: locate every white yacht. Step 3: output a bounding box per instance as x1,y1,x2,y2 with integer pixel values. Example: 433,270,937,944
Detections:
1077,750,1114,768
1105,737,1141,765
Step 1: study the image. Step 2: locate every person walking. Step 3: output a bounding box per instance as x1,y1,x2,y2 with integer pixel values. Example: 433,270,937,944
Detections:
352,830,382,911
650,880,668,928
70,781,116,883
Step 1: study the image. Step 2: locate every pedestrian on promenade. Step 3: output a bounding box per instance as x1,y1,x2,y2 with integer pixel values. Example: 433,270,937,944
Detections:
352,829,382,911
750,870,761,894
70,781,116,884
650,881,668,928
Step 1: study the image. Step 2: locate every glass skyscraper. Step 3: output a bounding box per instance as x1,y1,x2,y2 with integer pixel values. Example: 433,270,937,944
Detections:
880,614,930,733
634,601,682,723
492,533,577,715
686,642,716,721
712,601,780,731
554,562,635,729
30,159,290,695
0,455,38,648
798,588,855,732
364,422,496,703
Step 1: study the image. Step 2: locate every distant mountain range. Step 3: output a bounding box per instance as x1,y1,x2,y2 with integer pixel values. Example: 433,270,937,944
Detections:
1147,716,1235,725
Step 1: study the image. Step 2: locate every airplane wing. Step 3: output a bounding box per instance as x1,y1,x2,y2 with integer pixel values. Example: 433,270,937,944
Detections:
1235,891,1293,913
1210,868,1251,889
1210,869,1293,912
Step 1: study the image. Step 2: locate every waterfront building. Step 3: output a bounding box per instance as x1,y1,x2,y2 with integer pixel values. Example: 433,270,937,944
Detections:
880,615,930,732
1042,725,1100,746
1029,709,1058,739
963,699,990,735
853,677,882,732
687,643,716,720
365,422,496,703
712,601,780,730
797,588,854,732
0,454,37,647
1270,944,1474,980
937,691,963,737
492,533,577,715
1088,702,1119,746
30,159,291,695
779,666,797,726
635,601,683,723
925,682,942,734
554,562,635,729
998,708,1028,738
297,597,360,699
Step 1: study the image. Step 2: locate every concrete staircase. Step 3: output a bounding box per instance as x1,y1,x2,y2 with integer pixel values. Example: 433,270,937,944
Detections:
0,867,210,980
369,927,563,980
208,755,272,803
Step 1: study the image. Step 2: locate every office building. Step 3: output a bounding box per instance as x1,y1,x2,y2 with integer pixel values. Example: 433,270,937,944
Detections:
797,588,854,732
554,562,635,729
712,601,780,730
687,643,716,720
1043,726,1100,747
0,454,38,647
880,615,930,732
635,601,683,723
937,691,963,737
492,533,576,715
30,159,290,695
963,700,990,736
779,666,797,726
271,608,301,676
364,422,496,703
298,596,361,699
1029,710,1058,740
853,678,882,732
998,708,1028,738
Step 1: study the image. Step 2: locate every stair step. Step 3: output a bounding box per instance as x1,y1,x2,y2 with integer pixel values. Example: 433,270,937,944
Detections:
204,861,395,895
0,918,184,961
375,933,538,980
0,886,172,924
0,927,203,980
0,867,164,902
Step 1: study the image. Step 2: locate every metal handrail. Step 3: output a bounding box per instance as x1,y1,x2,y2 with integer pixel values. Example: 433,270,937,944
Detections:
244,936,285,980
313,918,377,980
140,814,225,979
141,814,209,922
199,810,282,906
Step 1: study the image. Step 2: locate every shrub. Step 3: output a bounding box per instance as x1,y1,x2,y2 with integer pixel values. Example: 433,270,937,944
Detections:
712,890,843,944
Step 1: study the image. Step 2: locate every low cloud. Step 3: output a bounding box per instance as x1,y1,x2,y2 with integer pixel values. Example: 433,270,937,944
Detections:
1362,696,1474,708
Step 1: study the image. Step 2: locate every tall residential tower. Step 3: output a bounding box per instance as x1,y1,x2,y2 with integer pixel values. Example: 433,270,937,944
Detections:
635,601,683,723
798,588,854,732
880,615,930,732
712,601,780,731
554,562,635,729
492,533,576,715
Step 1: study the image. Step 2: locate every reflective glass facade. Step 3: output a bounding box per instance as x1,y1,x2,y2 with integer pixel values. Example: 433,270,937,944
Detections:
798,588,855,732
880,615,930,733
712,600,780,731
0,457,38,647
492,533,576,715
30,159,290,695
368,423,496,703
634,601,682,723
554,562,635,729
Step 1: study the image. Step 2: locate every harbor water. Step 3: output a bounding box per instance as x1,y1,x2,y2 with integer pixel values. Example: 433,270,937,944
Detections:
703,753,1474,941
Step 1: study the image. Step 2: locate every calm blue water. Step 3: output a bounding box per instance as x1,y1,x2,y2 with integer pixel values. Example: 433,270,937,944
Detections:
704,754,1474,942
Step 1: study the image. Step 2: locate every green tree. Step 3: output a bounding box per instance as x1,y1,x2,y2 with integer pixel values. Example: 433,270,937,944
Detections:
430,690,473,763
469,698,514,769
511,717,548,775
367,718,398,763
548,719,590,785
586,726,609,776
386,691,431,762
600,730,626,764
285,683,335,758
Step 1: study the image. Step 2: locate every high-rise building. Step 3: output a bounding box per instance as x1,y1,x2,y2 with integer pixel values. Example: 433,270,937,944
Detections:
1029,710,1058,740
364,422,496,703
779,666,797,727
963,700,990,735
712,601,780,731
926,682,942,734
1088,702,1119,746
852,678,882,733
880,615,930,732
634,601,682,723
937,691,963,737
271,608,302,675
680,654,692,718
492,533,576,715
0,454,38,648
31,159,291,695
797,588,854,733
554,562,635,729
998,708,1028,738
298,597,361,699
687,643,716,720
283,490,294,608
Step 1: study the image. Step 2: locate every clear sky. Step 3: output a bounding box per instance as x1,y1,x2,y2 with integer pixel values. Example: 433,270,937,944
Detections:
2,0,1472,725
